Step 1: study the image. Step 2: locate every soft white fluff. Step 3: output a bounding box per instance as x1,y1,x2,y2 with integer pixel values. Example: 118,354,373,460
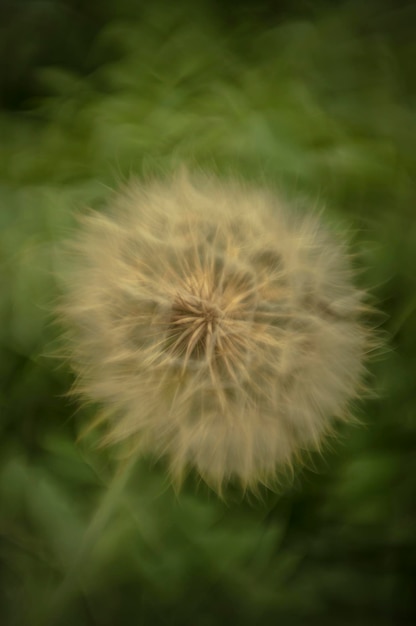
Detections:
59,170,370,494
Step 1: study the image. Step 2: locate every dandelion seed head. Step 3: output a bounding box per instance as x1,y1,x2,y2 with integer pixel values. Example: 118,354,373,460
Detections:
59,170,372,494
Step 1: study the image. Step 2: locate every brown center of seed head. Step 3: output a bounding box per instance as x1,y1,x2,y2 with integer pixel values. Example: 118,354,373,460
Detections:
168,293,223,362
165,258,258,385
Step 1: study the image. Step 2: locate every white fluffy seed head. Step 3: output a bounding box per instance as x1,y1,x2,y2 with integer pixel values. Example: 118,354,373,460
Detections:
58,170,373,495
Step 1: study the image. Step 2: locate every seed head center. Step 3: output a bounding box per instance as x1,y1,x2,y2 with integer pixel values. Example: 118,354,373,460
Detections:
167,289,226,363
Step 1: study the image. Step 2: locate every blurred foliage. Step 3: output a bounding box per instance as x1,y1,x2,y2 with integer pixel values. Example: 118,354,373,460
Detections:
0,0,415,624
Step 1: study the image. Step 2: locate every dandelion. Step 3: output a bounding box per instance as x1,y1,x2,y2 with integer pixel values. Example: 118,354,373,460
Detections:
59,170,371,494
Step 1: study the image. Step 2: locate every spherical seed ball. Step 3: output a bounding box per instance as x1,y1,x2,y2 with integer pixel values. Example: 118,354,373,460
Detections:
60,170,370,494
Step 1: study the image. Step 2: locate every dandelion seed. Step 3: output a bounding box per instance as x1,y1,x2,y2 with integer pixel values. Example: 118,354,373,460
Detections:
59,170,373,494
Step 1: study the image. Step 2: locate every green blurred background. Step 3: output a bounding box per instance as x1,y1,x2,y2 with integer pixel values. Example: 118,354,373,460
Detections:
0,1,415,624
